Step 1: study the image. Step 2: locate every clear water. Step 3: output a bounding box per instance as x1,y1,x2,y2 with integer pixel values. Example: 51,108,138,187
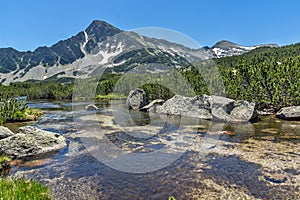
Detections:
6,100,300,199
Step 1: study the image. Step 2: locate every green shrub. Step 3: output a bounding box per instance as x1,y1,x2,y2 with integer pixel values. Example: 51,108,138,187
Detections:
0,99,44,124
0,98,27,124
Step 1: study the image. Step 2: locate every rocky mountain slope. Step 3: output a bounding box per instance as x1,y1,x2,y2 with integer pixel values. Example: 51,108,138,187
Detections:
0,20,278,84
211,40,278,58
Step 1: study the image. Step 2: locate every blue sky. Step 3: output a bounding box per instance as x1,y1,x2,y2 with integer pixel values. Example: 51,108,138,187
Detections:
1,0,300,51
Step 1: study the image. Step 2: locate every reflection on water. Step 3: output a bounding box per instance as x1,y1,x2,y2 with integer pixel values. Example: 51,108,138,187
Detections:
6,100,300,199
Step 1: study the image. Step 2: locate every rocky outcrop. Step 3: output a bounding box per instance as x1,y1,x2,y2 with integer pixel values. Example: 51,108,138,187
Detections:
276,106,300,120
0,126,66,158
0,126,14,139
126,88,147,110
155,94,258,123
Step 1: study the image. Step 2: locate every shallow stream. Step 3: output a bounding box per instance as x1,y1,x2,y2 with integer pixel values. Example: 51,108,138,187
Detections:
5,100,300,199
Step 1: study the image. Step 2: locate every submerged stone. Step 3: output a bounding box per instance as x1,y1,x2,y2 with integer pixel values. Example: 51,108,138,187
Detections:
264,173,288,184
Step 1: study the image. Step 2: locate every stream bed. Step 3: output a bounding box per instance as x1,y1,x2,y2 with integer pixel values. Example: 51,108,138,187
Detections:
5,100,300,199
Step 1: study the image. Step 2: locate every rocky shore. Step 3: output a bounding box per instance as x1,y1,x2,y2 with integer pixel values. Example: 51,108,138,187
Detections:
126,88,300,122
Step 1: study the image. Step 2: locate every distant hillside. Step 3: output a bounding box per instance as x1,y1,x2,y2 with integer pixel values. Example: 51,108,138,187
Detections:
211,40,278,58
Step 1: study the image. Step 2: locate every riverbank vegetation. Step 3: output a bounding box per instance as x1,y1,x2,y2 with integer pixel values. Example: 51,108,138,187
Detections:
95,93,127,100
0,80,73,100
0,99,43,124
216,43,300,107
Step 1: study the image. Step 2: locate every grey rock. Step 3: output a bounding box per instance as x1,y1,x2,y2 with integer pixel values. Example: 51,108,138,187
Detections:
276,106,300,120
0,126,66,158
210,95,235,122
126,88,147,110
0,126,14,139
155,94,258,123
229,100,258,122
156,94,212,120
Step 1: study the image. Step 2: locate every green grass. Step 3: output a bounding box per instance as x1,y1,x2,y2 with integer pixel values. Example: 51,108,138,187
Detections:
0,178,51,200
95,93,127,100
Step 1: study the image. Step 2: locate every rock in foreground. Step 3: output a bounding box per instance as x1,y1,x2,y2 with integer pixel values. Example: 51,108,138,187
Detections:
155,94,258,123
0,126,66,158
276,106,300,120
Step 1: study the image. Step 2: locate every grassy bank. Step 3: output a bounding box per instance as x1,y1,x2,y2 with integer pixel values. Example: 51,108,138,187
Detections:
95,93,127,100
0,155,50,199
0,178,51,200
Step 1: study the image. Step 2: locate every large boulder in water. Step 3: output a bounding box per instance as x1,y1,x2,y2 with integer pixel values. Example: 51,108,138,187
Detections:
155,94,258,123
0,126,14,139
0,126,66,158
210,95,235,122
156,94,212,120
210,96,258,122
126,88,147,110
276,106,300,120
228,100,258,122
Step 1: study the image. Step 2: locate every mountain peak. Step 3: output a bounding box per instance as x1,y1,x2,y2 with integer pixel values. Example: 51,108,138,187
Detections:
88,20,113,28
83,20,122,53
85,20,122,35
212,40,239,49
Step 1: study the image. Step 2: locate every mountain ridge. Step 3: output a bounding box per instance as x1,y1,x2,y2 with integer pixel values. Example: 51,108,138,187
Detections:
0,20,279,84
211,40,279,58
